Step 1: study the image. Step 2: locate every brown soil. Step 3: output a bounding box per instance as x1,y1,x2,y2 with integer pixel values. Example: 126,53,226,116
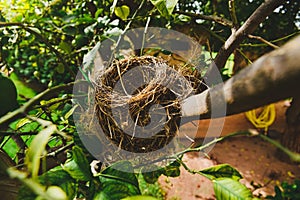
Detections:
158,101,300,199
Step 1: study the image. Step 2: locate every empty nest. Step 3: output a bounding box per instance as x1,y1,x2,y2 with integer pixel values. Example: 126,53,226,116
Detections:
94,55,205,153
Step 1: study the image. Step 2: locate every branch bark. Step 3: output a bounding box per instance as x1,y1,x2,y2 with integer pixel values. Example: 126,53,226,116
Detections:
211,0,285,71
182,35,300,120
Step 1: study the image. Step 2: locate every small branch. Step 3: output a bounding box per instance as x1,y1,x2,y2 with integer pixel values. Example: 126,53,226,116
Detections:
34,95,72,109
248,34,279,49
45,142,74,158
175,131,251,156
175,11,233,27
0,82,75,126
0,131,34,136
211,0,285,70
228,0,239,29
259,134,300,162
134,131,251,168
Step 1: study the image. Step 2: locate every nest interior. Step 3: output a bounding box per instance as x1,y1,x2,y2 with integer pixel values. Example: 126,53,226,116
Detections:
94,55,206,153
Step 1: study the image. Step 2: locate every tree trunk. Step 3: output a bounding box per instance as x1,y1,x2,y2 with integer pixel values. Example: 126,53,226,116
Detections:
281,95,300,153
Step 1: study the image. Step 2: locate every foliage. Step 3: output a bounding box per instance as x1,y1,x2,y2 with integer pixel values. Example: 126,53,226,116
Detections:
1,0,298,87
0,0,299,199
267,179,300,200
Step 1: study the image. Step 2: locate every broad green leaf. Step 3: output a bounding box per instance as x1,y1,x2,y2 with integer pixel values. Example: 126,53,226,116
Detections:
165,0,179,15
95,161,140,199
150,0,178,18
199,164,243,181
25,124,56,178
213,178,253,200
94,191,110,200
150,0,169,18
40,167,76,200
27,27,41,34
58,41,72,53
122,195,159,200
71,146,92,179
45,186,67,200
7,168,67,200
141,165,164,184
115,5,130,21
63,146,92,181
18,167,75,200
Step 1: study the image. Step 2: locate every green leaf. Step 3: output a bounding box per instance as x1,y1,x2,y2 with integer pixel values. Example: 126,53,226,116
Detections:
63,146,92,181
56,63,65,74
45,186,67,200
213,178,253,200
95,161,140,199
27,27,41,34
150,0,178,18
115,5,130,21
18,167,75,200
0,74,19,117
122,195,159,200
165,0,179,15
40,167,76,200
58,41,72,53
141,165,164,184
25,124,57,178
7,168,68,200
199,164,243,181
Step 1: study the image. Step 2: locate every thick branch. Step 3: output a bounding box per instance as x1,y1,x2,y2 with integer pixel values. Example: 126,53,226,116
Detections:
182,35,300,120
212,0,285,70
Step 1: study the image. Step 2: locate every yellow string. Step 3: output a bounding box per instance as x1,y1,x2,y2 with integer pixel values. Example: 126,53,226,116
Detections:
245,104,276,133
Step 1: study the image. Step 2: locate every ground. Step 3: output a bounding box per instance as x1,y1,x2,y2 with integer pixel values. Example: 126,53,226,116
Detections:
158,101,300,199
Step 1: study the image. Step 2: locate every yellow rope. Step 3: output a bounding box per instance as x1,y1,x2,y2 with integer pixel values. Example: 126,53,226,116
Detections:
245,104,276,133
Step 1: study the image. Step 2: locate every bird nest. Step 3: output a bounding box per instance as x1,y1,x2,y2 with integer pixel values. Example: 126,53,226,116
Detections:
94,55,205,154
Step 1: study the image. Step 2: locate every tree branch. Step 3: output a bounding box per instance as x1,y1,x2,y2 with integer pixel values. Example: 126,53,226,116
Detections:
211,0,285,70
0,82,74,127
248,34,279,49
182,35,300,120
228,0,239,29
175,11,233,27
